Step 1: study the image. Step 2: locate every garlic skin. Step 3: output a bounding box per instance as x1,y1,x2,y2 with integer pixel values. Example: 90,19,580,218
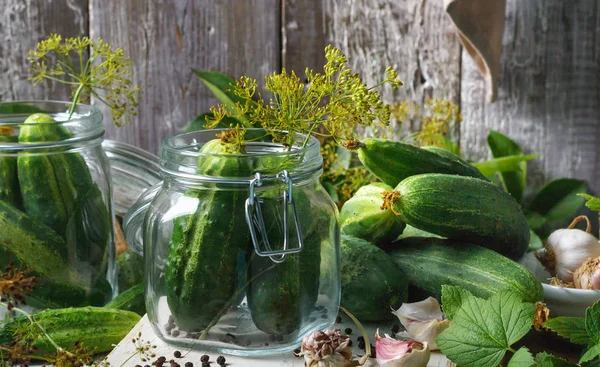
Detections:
538,228,600,282
573,256,600,290
391,297,449,350
296,329,354,367
375,330,430,367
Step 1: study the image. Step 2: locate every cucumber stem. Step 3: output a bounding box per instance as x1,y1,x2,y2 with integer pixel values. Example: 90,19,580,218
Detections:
380,190,401,215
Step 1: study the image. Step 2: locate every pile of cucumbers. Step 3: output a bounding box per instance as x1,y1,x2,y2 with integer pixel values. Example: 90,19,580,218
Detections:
338,138,543,321
0,113,112,308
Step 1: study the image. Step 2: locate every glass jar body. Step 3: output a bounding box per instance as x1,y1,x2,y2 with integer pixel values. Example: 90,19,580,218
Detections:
0,101,115,310
137,129,341,356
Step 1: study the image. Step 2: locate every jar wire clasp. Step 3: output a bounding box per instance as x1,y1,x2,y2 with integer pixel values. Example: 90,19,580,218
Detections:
245,170,304,263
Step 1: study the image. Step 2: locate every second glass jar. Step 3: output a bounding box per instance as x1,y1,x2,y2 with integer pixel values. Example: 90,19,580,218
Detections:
126,129,340,356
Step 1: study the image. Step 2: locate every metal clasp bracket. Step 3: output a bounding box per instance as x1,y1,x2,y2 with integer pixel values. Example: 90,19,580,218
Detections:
244,170,303,263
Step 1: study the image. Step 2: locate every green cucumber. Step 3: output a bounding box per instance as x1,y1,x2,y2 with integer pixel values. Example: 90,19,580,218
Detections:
340,235,407,321
0,307,141,357
387,237,543,303
165,138,252,331
0,133,21,207
388,173,529,259
118,250,144,292
356,138,487,186
18,114,111,264
247,190,323,335
0,200,89,308
106,283,145,315
340,183,405,245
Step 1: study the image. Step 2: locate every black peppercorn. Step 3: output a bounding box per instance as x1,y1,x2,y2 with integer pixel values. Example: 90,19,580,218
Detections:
172,330,180,337
174,351,182,358
358,341,365,350
158,357,167,362
344,328,352,335
335,316,342,323
348,340,353,347
216,356,226,365
185,362,193,367
200,355,209,363
357,336,364,342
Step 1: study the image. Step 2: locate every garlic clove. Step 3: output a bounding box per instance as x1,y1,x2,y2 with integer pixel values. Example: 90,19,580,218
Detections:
391,297,448,350
405,319,450,350
573,256,600,290
375,330,430,367
538,228,600,283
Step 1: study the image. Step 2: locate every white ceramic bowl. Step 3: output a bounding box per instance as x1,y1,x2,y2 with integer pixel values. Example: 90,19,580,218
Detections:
520,251,600,317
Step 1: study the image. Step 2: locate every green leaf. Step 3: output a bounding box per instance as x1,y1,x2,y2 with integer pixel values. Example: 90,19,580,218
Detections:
586,300,600,344
578,193,600,212
487,130,528,203
329,146,352,173
192,70,244,109
582,356,600,367
322,181,339,203
526,212,548,231
535,352,579,367
437,290,535,367
581,345,600,364
472,154,538,178
0,102,43,114
528,178,587,222
508,347,535,367
543,316,590,345
528,229,543,252
441,285,474,320
181,112,240,132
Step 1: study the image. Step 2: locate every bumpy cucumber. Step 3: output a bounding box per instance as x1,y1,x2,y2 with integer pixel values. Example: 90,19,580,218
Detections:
387,237,543,303
388,173,530,259
356,138,487,186
165,138,252,331
340,235,407,321
17,113,111,265
0,133,21,207
0,307,141,356
0,200,90,308
106,283,145,315
340,183,405,245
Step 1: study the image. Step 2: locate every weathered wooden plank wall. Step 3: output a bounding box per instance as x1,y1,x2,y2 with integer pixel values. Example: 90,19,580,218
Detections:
461,0,600,193
0,0,598,193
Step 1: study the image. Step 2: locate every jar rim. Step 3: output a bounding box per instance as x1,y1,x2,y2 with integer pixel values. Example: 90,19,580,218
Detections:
160,129,323,183
0,101,104,150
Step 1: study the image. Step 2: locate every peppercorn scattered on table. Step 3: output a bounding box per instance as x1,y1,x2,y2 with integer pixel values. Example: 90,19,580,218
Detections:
106,315,449,367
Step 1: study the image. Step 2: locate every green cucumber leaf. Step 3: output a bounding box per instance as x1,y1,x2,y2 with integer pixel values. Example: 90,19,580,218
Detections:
526,212,548,231
487,130,528,203
472,154,538,178
508,347,535,367
535,352,579,367
441,285,473,320
528,229,543,252
437,290,535,367
192,70,243,109
578,193,600,212
543,316,589,345
528,179,587,223
182,112,240,132
581,345,600,364
586,300,600,344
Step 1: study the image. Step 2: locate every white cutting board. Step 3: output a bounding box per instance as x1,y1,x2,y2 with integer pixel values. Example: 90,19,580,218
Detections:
106,315,450,367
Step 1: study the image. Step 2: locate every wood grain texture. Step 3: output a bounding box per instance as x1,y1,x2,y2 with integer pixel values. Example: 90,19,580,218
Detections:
460,0,600,194
281,0,326,77
0,0,88,101
90,0,281,153
320,0,462,136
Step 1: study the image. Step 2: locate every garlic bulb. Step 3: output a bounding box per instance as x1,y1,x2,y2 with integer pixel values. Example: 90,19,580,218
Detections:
391,297,449,350
573,256,600,290
375,330,430,367
296,329,355,367
537,216,600,282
